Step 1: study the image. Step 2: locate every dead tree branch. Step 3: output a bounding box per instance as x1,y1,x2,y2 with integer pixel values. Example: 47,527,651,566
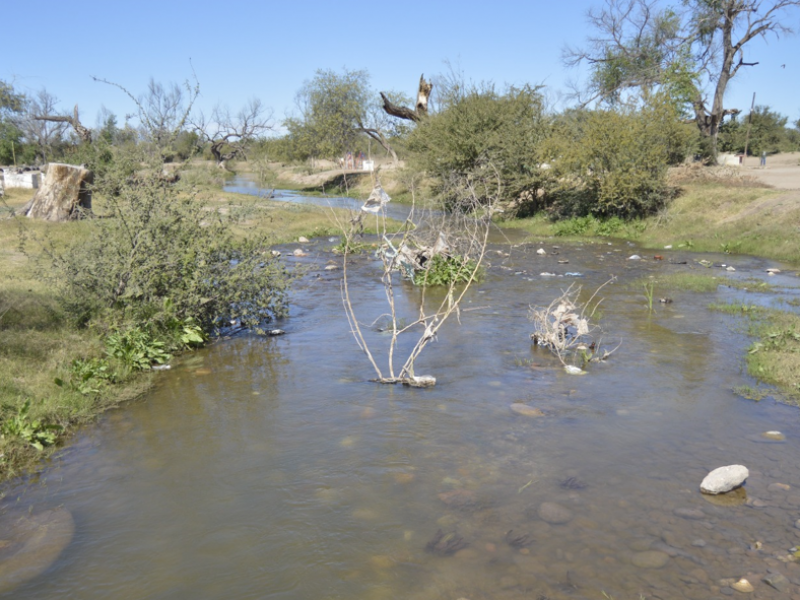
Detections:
380,74,433,122
33,104,92,143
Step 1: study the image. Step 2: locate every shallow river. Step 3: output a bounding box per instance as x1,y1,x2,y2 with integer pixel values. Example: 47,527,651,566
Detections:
3,205,800,598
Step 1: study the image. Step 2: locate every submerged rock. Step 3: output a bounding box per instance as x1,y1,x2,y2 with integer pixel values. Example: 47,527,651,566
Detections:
504,529,534,548
631,550,669,569
762,572,789,592
0,507,75,595
700,465,749,495
425,529,468,555
673,507,705,520
438,489,477,510
509,404,544,417
537,502,573,524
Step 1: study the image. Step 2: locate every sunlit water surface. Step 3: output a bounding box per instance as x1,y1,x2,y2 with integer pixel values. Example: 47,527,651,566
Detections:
3,207,800,599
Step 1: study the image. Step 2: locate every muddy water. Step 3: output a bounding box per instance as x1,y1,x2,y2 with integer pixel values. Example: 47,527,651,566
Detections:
4,236,800,599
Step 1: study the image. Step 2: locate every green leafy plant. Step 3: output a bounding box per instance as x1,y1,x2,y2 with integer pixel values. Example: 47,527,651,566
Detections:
106,326,172,370
553,216,594,237
1,400,62,451
720,240,742,254
749,327,800,355
55,357,115,395
412,254,482,287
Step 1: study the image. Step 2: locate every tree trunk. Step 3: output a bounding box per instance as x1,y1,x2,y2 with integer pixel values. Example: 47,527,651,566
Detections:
22,163,93,221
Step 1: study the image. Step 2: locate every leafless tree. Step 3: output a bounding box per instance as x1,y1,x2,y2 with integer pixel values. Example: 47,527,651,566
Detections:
192,99,274,168
92,74,200,155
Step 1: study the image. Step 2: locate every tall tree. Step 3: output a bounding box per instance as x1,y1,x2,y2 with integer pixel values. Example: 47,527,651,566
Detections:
566,0,800,158
288,68,403,165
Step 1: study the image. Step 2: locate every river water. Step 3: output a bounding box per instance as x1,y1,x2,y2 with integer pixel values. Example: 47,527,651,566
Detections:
3,188,800,599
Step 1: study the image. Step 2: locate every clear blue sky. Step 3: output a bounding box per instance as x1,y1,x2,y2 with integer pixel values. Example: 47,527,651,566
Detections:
3,0,799,130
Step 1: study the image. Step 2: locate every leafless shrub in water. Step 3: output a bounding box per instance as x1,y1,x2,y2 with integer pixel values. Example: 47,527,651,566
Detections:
528,279,619,366
332,169,500,386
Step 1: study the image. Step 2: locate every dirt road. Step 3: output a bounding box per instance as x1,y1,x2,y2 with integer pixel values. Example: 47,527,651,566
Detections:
742,151,800,190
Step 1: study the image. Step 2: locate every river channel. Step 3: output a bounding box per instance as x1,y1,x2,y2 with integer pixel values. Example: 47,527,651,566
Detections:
2,186,800,599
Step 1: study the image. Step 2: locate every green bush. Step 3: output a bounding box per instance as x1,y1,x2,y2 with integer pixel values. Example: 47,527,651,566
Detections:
41,172,291,333
544,95,690,219
407,84,551,211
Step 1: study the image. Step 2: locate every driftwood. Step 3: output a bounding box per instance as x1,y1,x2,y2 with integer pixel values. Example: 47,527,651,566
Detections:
380,75,433,122
21,163,93,221
33,105,92,143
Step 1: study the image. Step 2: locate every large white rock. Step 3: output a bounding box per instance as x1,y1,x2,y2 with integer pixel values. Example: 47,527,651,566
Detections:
700,465,749,495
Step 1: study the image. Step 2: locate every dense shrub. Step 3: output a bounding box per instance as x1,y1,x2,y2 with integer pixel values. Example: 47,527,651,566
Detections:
40,172,291,334
543,96,691,219
406,84,551,211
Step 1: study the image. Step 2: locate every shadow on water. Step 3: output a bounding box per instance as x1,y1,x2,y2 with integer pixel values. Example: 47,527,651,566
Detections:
3,206,800,598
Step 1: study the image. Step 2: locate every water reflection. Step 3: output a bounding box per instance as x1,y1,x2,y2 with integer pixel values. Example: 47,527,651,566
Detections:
3,240,800,599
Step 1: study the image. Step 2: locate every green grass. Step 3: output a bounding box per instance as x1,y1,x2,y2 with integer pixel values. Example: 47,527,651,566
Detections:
706,299,800,405
708,302,760,315
745,309,800,405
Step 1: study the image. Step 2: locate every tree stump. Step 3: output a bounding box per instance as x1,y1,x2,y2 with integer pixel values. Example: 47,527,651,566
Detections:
21,163,93,221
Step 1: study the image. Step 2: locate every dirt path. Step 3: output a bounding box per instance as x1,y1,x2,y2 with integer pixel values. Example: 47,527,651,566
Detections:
741,151,800,190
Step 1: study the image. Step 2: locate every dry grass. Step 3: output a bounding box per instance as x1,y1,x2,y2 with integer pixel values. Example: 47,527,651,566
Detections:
668,163,770,188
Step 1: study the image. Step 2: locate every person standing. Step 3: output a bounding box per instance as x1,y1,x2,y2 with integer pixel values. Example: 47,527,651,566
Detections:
761,151,767,167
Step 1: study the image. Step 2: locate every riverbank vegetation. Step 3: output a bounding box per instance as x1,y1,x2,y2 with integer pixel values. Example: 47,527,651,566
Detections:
3,0,800,480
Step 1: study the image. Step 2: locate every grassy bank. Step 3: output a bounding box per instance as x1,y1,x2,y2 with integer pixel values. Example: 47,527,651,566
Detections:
505,176,800,265
708,302,800,405
0,178,379,483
